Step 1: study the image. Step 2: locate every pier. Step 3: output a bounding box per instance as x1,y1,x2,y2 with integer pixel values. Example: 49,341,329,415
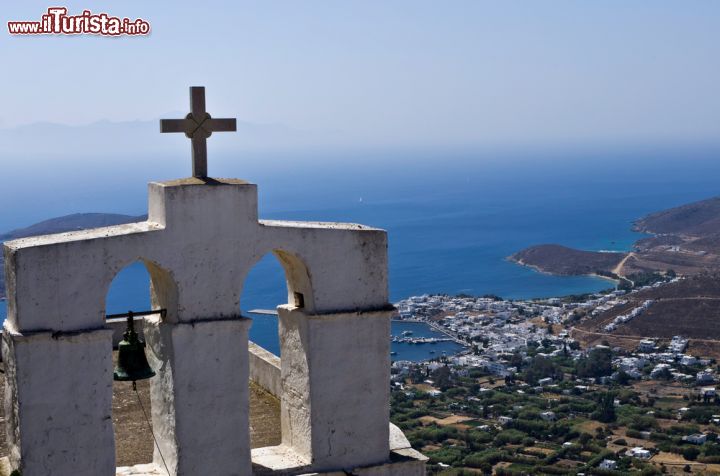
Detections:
248,309,279,315
391,336,453,344
426,321,470,346
391,319,469,347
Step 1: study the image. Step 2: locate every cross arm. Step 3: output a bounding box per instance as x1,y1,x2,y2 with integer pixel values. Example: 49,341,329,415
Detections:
205,118,237,132
160,119,191,134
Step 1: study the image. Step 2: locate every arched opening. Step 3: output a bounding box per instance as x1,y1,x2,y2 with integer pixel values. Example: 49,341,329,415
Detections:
241,250,312,356
241,254,286,356
106,261,151,315
106,259,178,320
241,250,312,451
105,258,177,470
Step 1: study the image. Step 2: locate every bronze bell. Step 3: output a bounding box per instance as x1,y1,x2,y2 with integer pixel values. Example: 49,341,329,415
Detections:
114,311,156,382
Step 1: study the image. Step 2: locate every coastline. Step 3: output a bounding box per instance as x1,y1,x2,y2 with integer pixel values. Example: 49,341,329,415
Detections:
507,196,720,282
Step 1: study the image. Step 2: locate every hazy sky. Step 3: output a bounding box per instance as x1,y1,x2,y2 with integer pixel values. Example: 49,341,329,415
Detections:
2,1,720,147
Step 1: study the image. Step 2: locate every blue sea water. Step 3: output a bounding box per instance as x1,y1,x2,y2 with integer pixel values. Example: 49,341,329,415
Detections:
390,321,465,362
3,146,720,360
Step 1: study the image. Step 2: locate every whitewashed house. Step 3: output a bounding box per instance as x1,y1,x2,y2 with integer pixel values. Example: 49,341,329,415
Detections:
684,434,707,445
627,447,651,459
638,339,656,352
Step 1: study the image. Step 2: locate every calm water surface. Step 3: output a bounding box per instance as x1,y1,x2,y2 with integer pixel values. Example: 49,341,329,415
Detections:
3,149,720,360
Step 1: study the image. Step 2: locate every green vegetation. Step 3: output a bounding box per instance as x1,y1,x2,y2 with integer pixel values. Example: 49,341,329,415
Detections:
576,347,613,379
392,346,720,474
593,393,616,423
521,356,563,385
627,271,672,288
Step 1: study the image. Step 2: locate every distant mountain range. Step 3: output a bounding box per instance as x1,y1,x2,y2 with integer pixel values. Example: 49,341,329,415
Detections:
0,118,341,158
0,213,145,299
510,196,720,279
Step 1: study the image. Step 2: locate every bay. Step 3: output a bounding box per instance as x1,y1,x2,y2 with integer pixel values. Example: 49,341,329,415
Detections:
3,147,720,361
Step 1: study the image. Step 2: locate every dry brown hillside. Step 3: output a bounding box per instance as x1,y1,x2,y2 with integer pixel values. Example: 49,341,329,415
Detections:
510,244,626,276
513,196,720,279
573,273,720,358
634,197,720,236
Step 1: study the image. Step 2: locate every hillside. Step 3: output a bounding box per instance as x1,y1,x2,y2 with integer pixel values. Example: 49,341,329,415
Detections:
510,245,625,276
573,273,720,357
633,197,720,236
0,213,145,299
512,196,720,279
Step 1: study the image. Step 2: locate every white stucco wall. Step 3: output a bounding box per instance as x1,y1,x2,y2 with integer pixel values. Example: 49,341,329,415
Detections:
4,179,389,334
278,307,392,472
2,328,116,476
2,177,402,476
144,316,252,475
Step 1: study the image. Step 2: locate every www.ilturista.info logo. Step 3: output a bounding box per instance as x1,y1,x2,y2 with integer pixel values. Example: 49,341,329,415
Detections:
8,7,150,36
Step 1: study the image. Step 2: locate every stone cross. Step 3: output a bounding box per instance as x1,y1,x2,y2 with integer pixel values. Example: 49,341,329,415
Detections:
160,86,237,178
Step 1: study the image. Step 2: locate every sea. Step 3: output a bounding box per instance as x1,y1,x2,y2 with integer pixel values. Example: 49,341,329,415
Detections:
2,145,720,361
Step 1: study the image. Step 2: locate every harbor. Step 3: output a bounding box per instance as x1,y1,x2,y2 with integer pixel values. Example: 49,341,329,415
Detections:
389,320,466,362
244,314,467,362
242,311,467,362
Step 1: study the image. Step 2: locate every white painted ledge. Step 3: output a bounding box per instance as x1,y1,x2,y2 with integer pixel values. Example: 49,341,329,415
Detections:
116,463,167,475
251,445,428,476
